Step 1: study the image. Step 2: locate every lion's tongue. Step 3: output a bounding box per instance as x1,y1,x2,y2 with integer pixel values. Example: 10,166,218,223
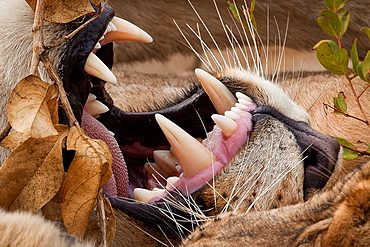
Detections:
81,111,129,197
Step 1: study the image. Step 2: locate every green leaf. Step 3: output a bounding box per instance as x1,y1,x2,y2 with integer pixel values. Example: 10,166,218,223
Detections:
351,38,359,74
250,0,256,12
228,2,241,23
324,0,348,12
357,62,366,81
335,137,359,160
318,9,341,38
362,50,370,82
338,10,350,38
360,27,370,39
315,41,349,75
333,92,347,114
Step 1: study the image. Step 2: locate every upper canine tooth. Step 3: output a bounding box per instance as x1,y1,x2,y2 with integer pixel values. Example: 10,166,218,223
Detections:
195,68,237,115
105,16,153,44
211,114,238,138
84,52,117,84
155,114,216,178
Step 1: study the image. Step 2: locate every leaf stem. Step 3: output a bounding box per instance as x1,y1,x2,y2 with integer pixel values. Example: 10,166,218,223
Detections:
98,189,107,247
30,0,46,75
341,144,370,156
344,73,370,126
323,103,369,124
40,55,80,128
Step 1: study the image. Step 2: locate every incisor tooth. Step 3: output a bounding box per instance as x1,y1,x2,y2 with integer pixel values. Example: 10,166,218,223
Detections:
144,162,172,178
238,98,253,106
236,92,253,103
166,176,180,189
153,150,180,173
84,53,117,84
235,103,248,110
231,107,243,114
105,16,153,43
225,111,240,120
87,93,97,103
195,68,237,115
134,188,165,203
155,114,216,177
211,114,238,138
84,97,109,117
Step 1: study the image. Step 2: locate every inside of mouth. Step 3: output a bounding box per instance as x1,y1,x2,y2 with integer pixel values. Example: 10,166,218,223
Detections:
65,12,258,203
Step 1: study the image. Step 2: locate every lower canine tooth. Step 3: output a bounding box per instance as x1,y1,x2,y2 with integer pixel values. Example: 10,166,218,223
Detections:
195,68,237,115
134,188,165,203
84,98,109,117
211,114,238,138
84,52,117,84
155,114,216,177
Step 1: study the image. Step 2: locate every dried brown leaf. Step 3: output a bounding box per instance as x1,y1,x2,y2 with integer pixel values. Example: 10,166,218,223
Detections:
0,131,29,152
61,126,112,238
0,125,67,211
25,0,104,23
7,75,58,138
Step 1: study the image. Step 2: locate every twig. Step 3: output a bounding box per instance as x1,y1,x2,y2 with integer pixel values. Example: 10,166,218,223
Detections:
344,73,370,126
30,0,46,75
44,5,106,50
341,144,370,156
97,189,107,247
0,122,11,143
40,55,80,128
323,103,369,124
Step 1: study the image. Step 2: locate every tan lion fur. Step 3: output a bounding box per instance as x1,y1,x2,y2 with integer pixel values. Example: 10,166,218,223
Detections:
0,0,370,246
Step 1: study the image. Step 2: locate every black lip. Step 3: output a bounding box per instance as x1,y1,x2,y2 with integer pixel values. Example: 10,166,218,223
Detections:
253,106,340,196
59,3,115,124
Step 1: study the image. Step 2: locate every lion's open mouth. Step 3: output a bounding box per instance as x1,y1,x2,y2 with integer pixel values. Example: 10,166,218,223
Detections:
58,4,258,205
58,3,339,230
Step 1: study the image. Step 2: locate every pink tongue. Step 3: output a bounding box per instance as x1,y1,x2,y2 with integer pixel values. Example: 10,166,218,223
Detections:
81,111,129,197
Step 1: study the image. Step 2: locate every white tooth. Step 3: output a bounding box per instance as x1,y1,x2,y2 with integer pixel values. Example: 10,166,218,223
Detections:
107,24,112,33
225,111,240,120
211,114,238,138
108,130,115,136
144,162,171,178
195,68,237,115
236,92,253,103
103,29,108,36
99,35,105,41
134,188,165,203
155,114,216,178
108,22,117,31
87,93,97,103
238,98,253,106
153,150,180,173
166,176,180,189
94,42,101,49
84,52,117,84
231,107,243,114
105,16,153,43
235,103,248,110
84,98,109,117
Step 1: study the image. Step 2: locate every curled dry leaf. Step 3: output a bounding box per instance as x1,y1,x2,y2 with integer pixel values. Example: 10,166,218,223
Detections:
61,126,112,239
25,0,104,23
7,75,58,138
0,131,29,152
0,125,67,212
